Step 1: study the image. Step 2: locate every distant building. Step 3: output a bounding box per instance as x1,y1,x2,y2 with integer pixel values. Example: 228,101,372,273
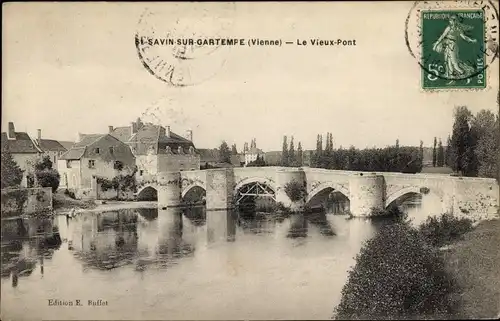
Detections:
1,122,43,187
33,129,67,165
243,138,264,166
58,134,136,198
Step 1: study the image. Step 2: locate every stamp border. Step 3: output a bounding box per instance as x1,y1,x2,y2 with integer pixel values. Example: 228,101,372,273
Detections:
419,9,488,90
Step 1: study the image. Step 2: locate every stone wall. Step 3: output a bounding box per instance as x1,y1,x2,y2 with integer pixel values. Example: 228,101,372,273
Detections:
1,187,53,217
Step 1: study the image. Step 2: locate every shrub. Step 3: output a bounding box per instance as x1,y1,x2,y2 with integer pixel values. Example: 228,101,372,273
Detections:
418,213,473,248
283,180,307,202
333,223,458,320
36,168,60,193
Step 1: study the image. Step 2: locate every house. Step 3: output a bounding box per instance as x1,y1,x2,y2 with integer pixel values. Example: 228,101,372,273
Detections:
124,119,200,180
1,122,43,187
244,147,264,166
58,134,136,198
34,129,68,165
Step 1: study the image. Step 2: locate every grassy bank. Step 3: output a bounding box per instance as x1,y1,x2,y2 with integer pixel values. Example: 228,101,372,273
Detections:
442,219,500,319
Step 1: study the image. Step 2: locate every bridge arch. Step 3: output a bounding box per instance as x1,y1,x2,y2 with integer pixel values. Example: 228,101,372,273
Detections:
136,185,158,201
181,182,206,199
385,186,440,208
233,177,277,205
306,182,350,205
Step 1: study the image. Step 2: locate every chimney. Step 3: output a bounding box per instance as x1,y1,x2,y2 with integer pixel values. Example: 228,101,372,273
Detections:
186,129,193,142
108,126,114,133
166,126,171,138
7,122,15,140
37,129,42,142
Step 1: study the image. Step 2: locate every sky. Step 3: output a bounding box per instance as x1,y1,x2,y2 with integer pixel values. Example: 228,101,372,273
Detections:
2,2,499,151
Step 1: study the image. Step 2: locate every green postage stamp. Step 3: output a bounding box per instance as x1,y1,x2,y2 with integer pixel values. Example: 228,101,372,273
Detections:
421,10,485,89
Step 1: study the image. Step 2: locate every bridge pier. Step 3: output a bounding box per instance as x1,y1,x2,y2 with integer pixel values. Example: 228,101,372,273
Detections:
206,209,236,243
276,168,306,211
206,168,235,210
158,172,181,209
349,173,386,217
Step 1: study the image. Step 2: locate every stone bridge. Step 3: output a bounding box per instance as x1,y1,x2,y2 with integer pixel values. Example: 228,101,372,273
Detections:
135,167,499,218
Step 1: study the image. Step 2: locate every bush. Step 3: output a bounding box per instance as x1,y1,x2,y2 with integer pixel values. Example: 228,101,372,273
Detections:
283,180,307,202
333,223,458,320
418,213,473,248
36,168,60,193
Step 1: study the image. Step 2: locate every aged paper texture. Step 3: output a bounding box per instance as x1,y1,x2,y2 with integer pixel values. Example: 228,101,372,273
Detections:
1,1,499,320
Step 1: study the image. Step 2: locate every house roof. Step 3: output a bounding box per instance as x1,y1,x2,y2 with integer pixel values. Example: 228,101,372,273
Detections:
111,126,133,142
1,132,42,154
127,124,195,155
37,139,67,152
60,134,106,160
58,141,76,150
73,134,106,148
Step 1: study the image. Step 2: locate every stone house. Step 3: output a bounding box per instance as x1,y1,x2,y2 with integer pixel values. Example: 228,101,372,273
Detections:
33,129,68,165
1,122,43,187
108,118,200,181
58,134,136,199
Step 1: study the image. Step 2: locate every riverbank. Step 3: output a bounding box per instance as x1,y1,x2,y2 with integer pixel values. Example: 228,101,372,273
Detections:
53,199,157,215
443,218,500,319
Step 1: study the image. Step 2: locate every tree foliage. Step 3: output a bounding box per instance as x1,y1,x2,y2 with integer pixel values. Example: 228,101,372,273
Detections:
283,180,307,202
437,139,445,167
231,144,238,155
333,223,459,320
281,136,289,166
432,137,437,167
218,141,231,164
34,155,60,193
1,152,24,189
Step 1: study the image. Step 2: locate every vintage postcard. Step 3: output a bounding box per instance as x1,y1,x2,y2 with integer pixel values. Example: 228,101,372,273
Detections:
1,1,499,320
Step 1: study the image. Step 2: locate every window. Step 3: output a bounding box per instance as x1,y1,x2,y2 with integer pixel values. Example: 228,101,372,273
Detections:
114,160,123,171
139,170,144,176
95,148,100,154
66,160,72,168
88,160,95,169
109,147,114,154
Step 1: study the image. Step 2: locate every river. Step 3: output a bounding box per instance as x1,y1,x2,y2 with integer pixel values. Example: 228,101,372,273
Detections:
1,194,439,320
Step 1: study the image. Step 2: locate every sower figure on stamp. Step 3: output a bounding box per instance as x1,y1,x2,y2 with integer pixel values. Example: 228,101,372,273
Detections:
433,15,477,84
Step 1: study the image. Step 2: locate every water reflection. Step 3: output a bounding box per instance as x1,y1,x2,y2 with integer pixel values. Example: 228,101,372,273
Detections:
1,196,442,320
1,217,62,288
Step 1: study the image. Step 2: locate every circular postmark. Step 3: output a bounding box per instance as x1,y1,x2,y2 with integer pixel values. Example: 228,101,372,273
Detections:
135,3,235,87
405,1,499,88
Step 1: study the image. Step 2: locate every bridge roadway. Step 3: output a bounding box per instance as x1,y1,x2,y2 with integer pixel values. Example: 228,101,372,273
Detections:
135,167,499,218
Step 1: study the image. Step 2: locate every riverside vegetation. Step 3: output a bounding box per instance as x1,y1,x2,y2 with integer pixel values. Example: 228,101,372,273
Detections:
332,211,481,320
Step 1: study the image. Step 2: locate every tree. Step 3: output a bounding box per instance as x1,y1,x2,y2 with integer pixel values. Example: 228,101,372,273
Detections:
289,136,295,166
1,152,24,189
395,139,400,149
297,142,303,166
437,139,445,167
445,135,452,166
432,137,437,167
231,144,238,155
450,106,473,175
218,141,231,164
34,155,60,193
473,110,499,178
419,140,424,163
281,135,289,166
